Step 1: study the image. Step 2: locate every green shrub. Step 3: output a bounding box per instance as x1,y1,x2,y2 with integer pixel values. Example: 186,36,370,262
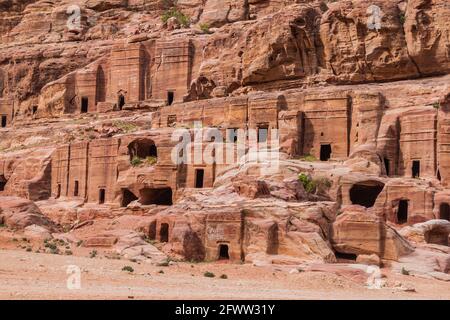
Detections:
204,271,215,278
298,173,316,193
399,13,406,25
113,121,138,133
122,266,134,273
199,23,210,34
433,102,440,109
162,8,190,28
89,250,97,258
299,154,317,162
131,156,142,167
144,156,157,165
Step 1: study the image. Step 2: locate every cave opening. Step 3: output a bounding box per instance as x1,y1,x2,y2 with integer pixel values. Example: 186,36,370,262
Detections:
349,181,385,208
128,138,157,162
118,94,125,110
139,187,173,205
121,188,138,207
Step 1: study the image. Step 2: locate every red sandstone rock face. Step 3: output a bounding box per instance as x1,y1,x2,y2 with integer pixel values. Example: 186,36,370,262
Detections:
0,0,449,272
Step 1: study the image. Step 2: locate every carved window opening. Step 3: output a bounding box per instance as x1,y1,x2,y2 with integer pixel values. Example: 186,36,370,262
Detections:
99,188,106,204
349,181,384,208
128,139,157,162
121,188,138,207
160,223,169,242
440,203,450,221
397,200,408,224
218,244,229,260
81,97,88,113
167,91,174,106
320,144,332,161
195,169,204,188
139,187,173,205
74,181,79,197
1,115,7,127
412,160,420,178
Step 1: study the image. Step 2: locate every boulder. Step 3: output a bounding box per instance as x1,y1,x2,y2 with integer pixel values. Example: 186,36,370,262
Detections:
331,206,414,260
0,196,55,230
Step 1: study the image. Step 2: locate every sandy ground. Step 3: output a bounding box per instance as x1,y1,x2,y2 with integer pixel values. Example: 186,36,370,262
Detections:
1,249,449,300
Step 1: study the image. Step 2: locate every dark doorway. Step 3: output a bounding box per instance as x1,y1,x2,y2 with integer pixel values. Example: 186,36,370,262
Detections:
437,169,441,181
349,181,385,208
1,115,7,127
218,244,229,260
149,144,157,157
266,224,279,255
320,144,332,161
32,106,38,115
397,200,408,224
160,223,169,242
99,188,106,204
74,181,79,197
167,91,174,106
0,175,6,191
439,203,450,221
412,160,420,178
257,125,268,143
384,158,390,176
121,188,138,207
195,169,204,188
56,184,61,199
148,221,157,240
139,187,173,205
81,97,88,113
118,94,125,110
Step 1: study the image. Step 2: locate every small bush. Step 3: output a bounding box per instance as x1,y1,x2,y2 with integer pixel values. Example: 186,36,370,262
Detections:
299,154,317,162
204,271,215,278
144,156,157,165
401,267,410,275
399,13,406,25
122,266,134,273
162,8,190,28
89,250,97,258
433,102,440,109
0,223,5,228
158,270,165,274
26,247,32,252
113,121,138,133
298,173,316,193
219,274,228,279
76,240,83,247
131,156,142,167
65,250,73,255
199,23,210,34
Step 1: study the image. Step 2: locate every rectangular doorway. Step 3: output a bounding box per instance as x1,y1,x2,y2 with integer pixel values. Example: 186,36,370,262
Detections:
195,169,204,188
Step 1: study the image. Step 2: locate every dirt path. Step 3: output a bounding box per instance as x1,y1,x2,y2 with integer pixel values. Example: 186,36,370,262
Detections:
1,249,449,299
